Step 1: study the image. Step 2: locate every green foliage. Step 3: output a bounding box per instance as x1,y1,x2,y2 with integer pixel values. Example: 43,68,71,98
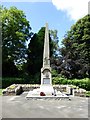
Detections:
1,6,31,62
52,77,90,90
85,91,90,97
2,77,30,88
1,6,32,77
49,30,59,57
2,76,42,88
0,89,2,96
26,27,59,83
59,15,90,79
51,69,58,77
1,5,90,85
2,60,19,77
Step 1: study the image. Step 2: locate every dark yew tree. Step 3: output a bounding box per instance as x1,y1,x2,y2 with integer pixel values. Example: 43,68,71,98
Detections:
27,27,59,83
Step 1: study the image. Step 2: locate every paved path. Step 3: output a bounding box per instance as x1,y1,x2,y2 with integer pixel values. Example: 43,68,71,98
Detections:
2,92,89,118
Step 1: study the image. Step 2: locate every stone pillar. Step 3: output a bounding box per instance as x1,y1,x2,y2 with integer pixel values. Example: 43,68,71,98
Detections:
40,23,53,93
43,23,50,67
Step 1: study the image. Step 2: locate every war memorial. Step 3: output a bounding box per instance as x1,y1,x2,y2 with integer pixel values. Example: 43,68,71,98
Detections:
26,23,70,99
1,23,89,118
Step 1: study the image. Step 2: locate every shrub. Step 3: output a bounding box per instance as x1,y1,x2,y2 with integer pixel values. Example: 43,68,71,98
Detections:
53,77,90,91
2,77,29,88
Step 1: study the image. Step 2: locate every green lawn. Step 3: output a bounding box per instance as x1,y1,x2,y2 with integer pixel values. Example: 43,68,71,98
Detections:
0,89,3,95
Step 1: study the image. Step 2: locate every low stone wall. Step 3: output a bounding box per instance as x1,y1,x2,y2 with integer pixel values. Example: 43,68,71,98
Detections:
2,84,66,95
3,84,40,96
2,84,87,97
22,84,40,91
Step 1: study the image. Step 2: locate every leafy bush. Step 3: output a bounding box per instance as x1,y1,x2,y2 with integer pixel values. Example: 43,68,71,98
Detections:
2,77,90,91
53,77,90,91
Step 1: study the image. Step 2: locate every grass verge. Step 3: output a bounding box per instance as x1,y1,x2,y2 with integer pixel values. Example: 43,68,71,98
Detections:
0,89,2,95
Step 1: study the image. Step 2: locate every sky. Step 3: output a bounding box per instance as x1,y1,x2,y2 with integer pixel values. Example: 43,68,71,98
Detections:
1,0,89,47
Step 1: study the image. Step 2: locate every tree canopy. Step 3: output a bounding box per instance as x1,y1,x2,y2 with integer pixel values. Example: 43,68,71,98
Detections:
58,14,90,78
1,6,32,77
1,5,90,81
26,27,59,83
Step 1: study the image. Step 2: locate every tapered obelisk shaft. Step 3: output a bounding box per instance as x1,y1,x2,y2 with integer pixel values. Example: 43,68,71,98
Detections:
43,23,50,67
41,23,52,86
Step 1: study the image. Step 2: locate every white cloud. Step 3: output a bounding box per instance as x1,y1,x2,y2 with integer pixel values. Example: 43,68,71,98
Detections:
52,0,89,21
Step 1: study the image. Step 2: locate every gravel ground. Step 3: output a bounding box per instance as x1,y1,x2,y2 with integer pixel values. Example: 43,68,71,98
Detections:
1,92,89,118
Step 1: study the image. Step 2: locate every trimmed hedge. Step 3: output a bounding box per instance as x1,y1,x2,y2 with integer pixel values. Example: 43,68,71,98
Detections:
2,77,30,88
2,76,40,88
52,77,90,91
2,77,90,91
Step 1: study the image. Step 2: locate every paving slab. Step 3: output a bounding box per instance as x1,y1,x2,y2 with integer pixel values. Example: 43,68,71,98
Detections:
2,92,88,118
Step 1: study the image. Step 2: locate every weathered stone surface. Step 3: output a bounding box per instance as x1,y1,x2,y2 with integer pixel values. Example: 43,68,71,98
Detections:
41,23,52,86
15,86,23,95
2,89,8,94
3,84,87,97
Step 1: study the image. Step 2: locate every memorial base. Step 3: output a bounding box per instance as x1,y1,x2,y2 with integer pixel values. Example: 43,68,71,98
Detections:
40,84,54,95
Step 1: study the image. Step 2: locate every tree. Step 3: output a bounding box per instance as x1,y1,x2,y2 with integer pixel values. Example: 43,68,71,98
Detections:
1,6,32,77
49,30,59,57
26,27,59,83
59,14,90,78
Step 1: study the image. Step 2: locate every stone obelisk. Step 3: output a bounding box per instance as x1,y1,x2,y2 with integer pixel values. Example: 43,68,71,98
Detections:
40,23,54,93
43,23,50,68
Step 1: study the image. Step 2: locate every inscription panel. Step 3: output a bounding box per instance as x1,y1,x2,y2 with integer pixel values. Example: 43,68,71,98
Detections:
43,78,50,84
